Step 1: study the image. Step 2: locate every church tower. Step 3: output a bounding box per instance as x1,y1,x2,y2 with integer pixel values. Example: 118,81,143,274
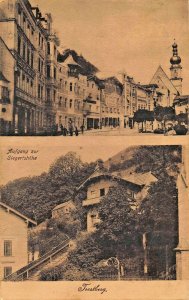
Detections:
170,41,182,95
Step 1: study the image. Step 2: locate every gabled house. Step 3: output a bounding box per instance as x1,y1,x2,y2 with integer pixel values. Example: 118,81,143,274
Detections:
77,168,158,232
0,201,36,280
52,200,75,219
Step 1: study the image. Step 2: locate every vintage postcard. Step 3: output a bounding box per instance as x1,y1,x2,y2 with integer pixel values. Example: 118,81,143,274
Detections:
0,0,189,299
0,0,188,137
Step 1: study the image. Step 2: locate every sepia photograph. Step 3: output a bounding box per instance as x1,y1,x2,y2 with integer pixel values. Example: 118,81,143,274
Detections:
0,0,188,136
0,140,188,284
0,0,189,299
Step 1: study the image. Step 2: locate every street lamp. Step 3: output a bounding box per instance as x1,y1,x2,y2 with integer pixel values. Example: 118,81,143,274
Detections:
107,257,121,280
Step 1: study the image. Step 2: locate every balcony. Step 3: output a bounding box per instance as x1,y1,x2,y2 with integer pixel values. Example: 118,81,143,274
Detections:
82,197,101,207
0,96,11,104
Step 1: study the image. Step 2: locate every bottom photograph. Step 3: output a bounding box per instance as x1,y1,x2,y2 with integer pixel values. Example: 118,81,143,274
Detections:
0,144,188,282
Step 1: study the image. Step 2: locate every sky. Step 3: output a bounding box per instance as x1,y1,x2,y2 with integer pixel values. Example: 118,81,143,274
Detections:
31,0,189,93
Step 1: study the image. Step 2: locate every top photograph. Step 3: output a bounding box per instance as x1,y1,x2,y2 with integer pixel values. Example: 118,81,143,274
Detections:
0,0,188,136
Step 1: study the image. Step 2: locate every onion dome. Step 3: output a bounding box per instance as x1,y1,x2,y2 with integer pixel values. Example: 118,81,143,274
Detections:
170,41,181,65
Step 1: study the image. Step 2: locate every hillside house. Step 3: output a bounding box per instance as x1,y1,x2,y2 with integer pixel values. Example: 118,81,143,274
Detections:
78,168,158,232
0,201,36,280
52,200,75,219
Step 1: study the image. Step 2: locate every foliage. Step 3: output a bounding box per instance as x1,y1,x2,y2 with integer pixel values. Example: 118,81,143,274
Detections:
29,219,68,256
56,217,81,239
154,106,175,122
138,174,178,276
97,186,139,259
109,146,181,179
176,113,188,124
62,265,92,281
40,265,63,281
1,152,96,222
134,109,154,123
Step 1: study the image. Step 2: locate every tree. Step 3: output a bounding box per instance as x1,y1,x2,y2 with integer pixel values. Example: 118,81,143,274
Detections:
97,185,140,262
1,152,96,222
138,174,178,277
154,106,175,130
133,109,154,132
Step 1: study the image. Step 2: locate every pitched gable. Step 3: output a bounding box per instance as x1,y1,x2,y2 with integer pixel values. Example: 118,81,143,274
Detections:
150,65,178,94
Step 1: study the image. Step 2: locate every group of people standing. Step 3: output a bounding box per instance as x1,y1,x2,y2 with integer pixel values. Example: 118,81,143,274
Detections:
51,124,85,136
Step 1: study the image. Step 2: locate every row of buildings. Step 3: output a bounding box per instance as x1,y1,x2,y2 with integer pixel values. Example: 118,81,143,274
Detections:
0,0,188,135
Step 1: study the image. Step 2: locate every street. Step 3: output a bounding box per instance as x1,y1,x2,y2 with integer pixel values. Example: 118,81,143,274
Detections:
83,127,160,136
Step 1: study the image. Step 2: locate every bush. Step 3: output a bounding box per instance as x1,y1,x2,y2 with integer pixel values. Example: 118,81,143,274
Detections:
174,124,187,135
40,265,63,281
63,265,92,281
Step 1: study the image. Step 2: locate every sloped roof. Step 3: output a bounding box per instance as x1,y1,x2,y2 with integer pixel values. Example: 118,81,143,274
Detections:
174,95,189,105
78,168,158,190
113,170,158,186
62,54,81,67
58,49,99,75
0,201,37,226
150,65,178,93
52,200,75,211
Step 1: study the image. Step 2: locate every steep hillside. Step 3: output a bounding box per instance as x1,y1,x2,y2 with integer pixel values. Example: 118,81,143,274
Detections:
0,152,96,223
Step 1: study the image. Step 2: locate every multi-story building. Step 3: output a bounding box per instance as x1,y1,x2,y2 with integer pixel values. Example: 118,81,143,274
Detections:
0,0,59,134
57,52,89,130
78,167,157,232
0,37,15,134
122,75,156,128
84,76,103,130
101,77,123,128
173,95,189,116
0,201,36,280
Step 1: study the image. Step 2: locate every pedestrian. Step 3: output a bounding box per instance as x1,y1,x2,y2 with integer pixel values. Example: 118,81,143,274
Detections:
63,127,67,136
69,125,73,136
75,127,79,136
80,124,85,134
60,123,64,135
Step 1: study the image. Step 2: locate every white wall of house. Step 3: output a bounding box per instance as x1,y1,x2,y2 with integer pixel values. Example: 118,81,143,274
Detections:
0,208,28,280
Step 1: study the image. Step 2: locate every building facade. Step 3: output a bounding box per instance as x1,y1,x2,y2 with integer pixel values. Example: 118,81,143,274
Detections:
101,77,123,128
52,200,75,219
173,95,189,116
0,0,59,134
150,42,182,107
0,38,15,134
78,168,157,232
122,75,156,128
0,201,36,280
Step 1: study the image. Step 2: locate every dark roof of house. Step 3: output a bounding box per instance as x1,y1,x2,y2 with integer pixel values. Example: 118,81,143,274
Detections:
0,71,9,83
77,168,157,190
52,200,75,211
103,76,123,90
58,49,99,75
174,95,189,105
0,201,37,226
